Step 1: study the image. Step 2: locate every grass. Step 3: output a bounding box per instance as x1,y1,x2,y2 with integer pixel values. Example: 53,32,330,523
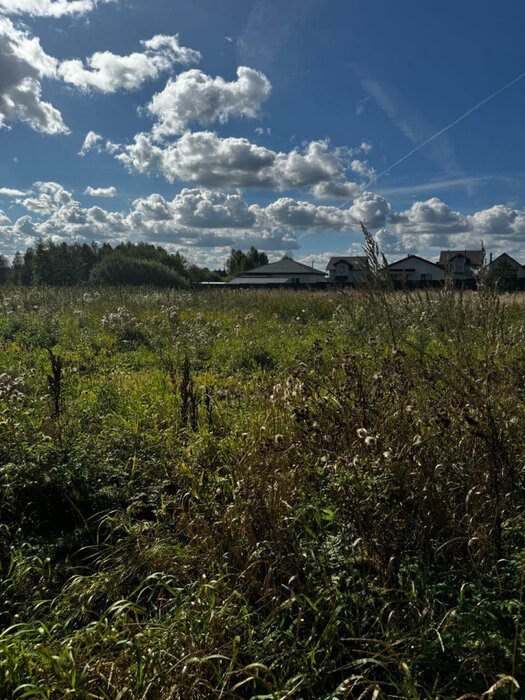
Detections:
0,281,523,698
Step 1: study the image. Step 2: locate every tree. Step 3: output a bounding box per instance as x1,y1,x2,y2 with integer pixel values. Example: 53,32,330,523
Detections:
0,254,10,284
487,257,519,292
22,248,35,285
225,247,268,276
33,241,84,286
11,252,24,285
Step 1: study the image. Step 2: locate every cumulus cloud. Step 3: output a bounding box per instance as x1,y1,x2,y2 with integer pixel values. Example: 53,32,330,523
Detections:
84,185,116,197
311,180,363,200
0,16,68,133
79,130,103,155
350,159,375,180
19,181,73,214
466,205,525,237
348,191,391,229
3,180,525,263
395,197,467,234
374,228,416,255
115,131,347,190
147,66,271,138
260,197,346,230
0,0,111,17
0,183,360,255
59,34,201,93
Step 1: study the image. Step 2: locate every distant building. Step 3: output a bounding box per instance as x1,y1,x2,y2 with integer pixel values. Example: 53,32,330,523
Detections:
486,252,525,289
229,258,327,287
439,250,484,283
326,256,368,284
388,255,445,286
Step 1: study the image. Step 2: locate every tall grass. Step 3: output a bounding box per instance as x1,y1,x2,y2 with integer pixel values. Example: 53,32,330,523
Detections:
0,282,523,698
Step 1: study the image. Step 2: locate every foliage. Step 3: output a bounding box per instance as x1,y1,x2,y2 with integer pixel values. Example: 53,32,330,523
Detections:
487,256,520,292
0,240,236,287
0,283,523,698
90,251,189,287
225,246,269,276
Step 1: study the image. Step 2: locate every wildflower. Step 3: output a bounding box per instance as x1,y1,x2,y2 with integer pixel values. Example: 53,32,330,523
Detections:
383,450,392,459
357,428,368,438
364,435,377,446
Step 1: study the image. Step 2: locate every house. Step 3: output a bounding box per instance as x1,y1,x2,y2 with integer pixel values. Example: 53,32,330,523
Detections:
486,252,525,289
326,256,368,284
439,250,484,284
388,255,445,287
229,257,327,287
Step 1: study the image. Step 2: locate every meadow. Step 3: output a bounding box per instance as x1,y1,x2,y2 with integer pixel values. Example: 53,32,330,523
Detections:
0,281,523,699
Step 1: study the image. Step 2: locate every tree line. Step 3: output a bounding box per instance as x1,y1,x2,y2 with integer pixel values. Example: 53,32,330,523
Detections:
0,241,270,287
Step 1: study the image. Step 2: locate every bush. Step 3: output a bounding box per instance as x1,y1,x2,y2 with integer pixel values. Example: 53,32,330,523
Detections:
90,253,188,287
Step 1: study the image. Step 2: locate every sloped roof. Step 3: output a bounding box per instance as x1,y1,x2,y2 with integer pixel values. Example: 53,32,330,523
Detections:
389,255,443,270
230,276,295,285
241,258,326,277
326,256,368,271
487,252,524,269
439,250,484,266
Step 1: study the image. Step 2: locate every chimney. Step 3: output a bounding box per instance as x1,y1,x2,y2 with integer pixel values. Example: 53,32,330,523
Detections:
490,252,493,264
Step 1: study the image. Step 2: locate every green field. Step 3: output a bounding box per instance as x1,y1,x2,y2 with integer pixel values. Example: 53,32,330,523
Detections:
0,284,523,699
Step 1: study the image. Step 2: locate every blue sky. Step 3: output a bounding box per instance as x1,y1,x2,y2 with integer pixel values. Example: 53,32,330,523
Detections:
1,0,525,268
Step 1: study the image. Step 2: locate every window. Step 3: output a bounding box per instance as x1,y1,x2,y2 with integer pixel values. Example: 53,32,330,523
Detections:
452,257,466,273
420,273,432,281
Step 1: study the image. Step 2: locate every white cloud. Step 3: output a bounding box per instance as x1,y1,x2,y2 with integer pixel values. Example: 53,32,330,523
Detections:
85,185,116,197
350,159,375,180
374,228,416,254
19,181,73,214
59,34,200,93
0,187,26,196
79,130,103,155
0,0,111,17
129,189,256,229
115,131,348,190
3,181,525,264
466,205,524,237
311,180,363,200
0,16,68,133
349,191,391,228
147,66,271,138
395,197,467,234
260,197,346,230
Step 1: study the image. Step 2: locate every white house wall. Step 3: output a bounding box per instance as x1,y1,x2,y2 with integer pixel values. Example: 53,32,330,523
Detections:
389,257,444,282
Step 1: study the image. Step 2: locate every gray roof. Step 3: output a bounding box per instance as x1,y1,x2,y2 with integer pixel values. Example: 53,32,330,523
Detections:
326,256,368,271
439,250,484,267
229,276,324,286
388,255,443,270
487,253,524,269
241,258,326,277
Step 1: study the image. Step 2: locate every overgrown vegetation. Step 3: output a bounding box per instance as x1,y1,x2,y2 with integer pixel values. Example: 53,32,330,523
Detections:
0,241,226,287
0,273,523,697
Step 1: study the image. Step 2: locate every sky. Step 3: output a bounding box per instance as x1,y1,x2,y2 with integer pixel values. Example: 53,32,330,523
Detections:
1,0,525,269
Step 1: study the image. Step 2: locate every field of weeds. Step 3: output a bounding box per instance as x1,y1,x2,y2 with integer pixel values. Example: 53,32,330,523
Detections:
0,283,523,699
